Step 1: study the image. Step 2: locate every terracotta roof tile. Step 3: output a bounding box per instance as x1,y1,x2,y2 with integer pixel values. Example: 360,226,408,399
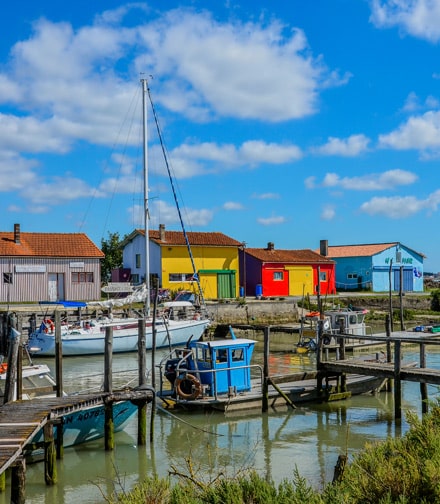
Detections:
132,229,242,247
0,232,104,258
246,248,334,264
325,243,398,258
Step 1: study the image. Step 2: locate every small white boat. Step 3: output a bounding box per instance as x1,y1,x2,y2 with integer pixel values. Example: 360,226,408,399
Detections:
27,301,209,357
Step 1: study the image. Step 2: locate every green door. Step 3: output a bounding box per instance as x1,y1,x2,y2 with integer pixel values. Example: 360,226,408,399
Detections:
217,272,236,298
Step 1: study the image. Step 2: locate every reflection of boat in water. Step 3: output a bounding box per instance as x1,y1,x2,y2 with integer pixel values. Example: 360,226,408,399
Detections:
157,327,391,413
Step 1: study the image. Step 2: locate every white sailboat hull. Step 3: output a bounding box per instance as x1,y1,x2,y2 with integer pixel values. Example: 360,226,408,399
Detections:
28,318,210,356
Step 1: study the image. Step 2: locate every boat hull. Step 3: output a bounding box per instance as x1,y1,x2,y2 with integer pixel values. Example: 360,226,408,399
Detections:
28,319,210,356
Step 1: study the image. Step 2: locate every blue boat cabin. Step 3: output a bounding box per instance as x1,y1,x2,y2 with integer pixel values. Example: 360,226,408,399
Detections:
187,337,256,395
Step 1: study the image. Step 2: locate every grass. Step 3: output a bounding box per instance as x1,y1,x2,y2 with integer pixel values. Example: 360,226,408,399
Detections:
106,401,440,503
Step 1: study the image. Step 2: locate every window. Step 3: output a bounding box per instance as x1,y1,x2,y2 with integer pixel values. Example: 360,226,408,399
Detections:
232,348,244,362
347,273,358,279
131,274,140,284
135,254,141,269
71,272,94,283
169,273,193,282
3,273,12,284
319,271,327,281
273,271,284,281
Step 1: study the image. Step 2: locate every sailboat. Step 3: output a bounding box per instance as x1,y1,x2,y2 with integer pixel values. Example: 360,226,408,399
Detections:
27,79,210,357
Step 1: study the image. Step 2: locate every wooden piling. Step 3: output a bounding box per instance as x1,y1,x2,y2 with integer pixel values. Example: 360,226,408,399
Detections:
420,343,428,414
54,310,63,398
104,326,114,451
394,340,402,421
262,326,270,412
44,423,57,485
11,458,26,503
4,326,21,403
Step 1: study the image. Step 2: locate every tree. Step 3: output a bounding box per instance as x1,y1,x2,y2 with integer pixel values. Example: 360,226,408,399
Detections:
100,232,123,283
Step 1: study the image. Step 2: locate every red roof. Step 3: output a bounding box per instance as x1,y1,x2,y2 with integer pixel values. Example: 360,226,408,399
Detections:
128,229,242,247
0,232,104,258
245,248,334,264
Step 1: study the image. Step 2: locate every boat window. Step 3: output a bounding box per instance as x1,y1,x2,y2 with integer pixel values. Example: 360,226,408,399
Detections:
357,314,364,323
349,315,357,324
232,348,244,362
217,349,228,362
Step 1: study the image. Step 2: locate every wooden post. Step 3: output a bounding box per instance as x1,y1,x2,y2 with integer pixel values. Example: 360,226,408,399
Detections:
316,319,323,394
385,314,393,392
339,319,346,392
54,310,63,397
399,266,405,331
4,326,21,403
420,343,428,414
394,340,402,421
44,423,57,485
0,471,5,493
11,458,26,503
138,317,147,446
388,259,394,332
262,326,270,412
104,326,114,451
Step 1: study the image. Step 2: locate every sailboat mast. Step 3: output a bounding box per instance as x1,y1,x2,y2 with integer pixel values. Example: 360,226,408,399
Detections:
141,78,151,317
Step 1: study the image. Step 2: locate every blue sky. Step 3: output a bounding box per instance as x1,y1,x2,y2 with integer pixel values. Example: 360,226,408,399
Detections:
2,1,440,271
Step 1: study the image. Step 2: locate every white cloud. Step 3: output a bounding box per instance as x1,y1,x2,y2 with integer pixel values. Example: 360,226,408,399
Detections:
360,189,440,218
144,10,342,122
223,201,244,210
252,192,281,200
321,205,336,220
313,134,370,156
257,215,286,225
379,110,440,154
147,199,213,228
370,0,440,42
318,169,417,190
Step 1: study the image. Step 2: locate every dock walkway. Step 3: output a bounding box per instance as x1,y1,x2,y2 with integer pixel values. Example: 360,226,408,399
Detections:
0,390,153,475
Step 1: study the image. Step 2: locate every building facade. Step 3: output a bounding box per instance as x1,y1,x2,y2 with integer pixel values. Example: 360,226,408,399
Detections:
122,225,242,299
242,243,336,298
0,224,104,303
322,241,425,292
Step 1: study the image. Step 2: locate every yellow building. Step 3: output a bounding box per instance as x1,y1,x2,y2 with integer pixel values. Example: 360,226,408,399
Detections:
122,225,242,300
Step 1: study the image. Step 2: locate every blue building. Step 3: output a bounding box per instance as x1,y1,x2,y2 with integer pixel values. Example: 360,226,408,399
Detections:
321,241,425,292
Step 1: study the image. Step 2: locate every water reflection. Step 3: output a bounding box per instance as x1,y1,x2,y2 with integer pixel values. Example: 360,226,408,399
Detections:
3,345,440,502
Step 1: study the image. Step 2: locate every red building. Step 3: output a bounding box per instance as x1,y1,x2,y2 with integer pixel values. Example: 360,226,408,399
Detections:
241,242,336,298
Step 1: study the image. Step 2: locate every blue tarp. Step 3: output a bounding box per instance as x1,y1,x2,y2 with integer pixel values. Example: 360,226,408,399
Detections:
39,301,87,308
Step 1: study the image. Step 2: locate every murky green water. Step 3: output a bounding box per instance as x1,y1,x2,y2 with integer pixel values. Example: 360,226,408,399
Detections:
1,344,438,503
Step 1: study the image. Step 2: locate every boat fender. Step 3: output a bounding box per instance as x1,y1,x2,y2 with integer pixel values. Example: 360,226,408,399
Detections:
175,373,202,400
44,319,55,334
0,363,7,374
323,336,331,346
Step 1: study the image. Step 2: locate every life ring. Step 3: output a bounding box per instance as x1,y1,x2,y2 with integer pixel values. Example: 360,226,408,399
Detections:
175,373,202,400
0,363,7,374
44,319,55,333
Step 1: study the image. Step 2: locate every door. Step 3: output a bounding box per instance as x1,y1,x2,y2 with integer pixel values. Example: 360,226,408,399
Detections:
48,273,65,301
217,272,236,298
286,266,314,296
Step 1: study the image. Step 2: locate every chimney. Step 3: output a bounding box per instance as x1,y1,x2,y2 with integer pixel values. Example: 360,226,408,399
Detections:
159,224,166,241
267,242,274,251
320,239,328,256
14,223,21,244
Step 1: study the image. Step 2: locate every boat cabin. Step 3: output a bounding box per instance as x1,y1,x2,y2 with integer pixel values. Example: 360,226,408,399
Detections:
161,329,256,400
188,338,256,395
325,308,368,336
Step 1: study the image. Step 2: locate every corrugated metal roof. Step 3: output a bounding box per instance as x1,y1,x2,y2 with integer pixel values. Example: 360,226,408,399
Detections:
0,232,104,258
245,248,334,264
129,229,242,247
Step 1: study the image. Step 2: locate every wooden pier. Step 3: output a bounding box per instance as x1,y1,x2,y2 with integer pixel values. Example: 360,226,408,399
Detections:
318,330,440,419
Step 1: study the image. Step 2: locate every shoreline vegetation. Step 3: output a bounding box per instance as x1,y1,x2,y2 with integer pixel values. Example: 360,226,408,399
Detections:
108,401,440,504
